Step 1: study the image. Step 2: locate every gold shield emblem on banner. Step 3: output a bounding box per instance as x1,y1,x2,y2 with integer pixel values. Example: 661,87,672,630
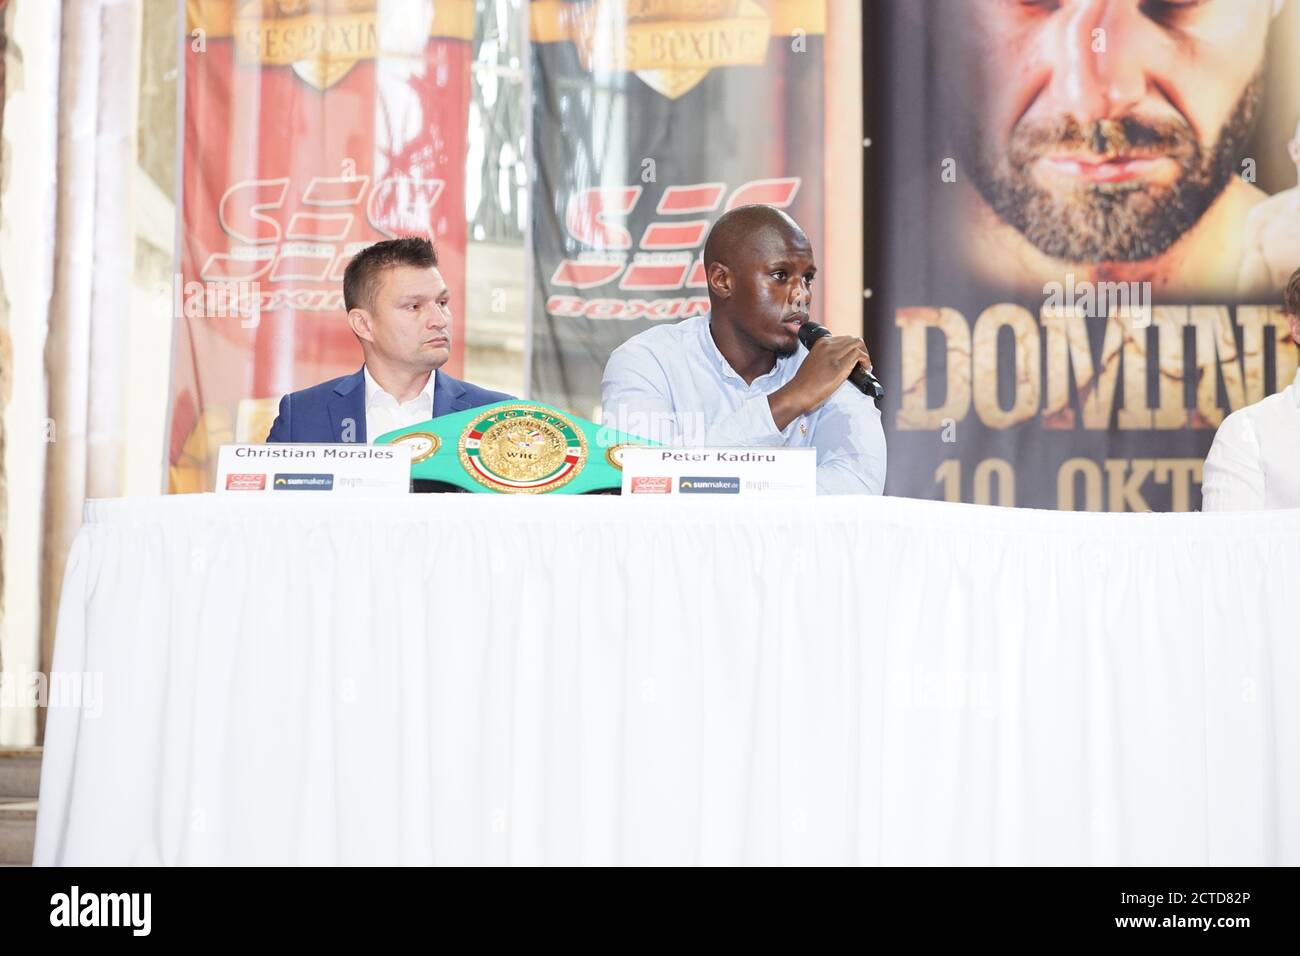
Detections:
290,58,360,91
531,0,818,101
210,0,477,91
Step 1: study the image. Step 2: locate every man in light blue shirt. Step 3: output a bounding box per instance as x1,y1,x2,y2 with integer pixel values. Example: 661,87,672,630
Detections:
600,205,886,494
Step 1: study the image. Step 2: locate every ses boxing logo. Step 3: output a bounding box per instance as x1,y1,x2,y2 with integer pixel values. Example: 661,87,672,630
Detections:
546,178,801,321
630,476,673,494
189,169,447,317
225,473,267,491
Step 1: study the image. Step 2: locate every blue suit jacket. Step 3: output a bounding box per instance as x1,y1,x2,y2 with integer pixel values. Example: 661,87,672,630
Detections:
265,367,513,443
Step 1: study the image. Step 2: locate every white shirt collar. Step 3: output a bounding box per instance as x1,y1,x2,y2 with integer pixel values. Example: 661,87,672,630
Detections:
363,365,436,410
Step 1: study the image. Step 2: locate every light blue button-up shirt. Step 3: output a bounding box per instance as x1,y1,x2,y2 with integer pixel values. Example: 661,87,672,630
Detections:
600,314,887,494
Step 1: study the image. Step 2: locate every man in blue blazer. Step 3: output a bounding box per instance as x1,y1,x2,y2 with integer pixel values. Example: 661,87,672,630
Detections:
266,236,512,444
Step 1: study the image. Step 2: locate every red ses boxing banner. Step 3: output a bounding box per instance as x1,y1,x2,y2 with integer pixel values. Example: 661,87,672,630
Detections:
166,0,473,492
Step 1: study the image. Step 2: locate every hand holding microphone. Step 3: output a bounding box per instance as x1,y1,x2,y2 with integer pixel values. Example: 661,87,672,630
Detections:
768,321,883,430
797,321,885,399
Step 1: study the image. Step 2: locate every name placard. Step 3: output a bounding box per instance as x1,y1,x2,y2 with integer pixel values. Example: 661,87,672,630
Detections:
619,447,817,498
216,444,413,496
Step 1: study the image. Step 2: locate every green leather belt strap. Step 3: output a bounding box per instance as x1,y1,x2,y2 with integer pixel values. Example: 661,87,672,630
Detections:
373,400,657,494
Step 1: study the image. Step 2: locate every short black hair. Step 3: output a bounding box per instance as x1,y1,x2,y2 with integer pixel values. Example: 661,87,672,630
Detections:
1285,266,1300,318
343,236,438,312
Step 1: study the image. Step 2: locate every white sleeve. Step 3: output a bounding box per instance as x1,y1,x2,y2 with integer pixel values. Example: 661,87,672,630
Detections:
809,385,888,495
1202,411,1265,511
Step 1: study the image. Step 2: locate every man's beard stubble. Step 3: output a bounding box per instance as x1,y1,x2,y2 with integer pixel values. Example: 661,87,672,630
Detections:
775,337,800,359
966,73,1263,264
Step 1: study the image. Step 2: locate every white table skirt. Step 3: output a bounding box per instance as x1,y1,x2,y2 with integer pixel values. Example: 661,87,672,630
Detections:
33,493,1300,865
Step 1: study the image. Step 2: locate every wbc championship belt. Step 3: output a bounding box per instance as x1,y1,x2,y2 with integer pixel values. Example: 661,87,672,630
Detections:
373,401,655,494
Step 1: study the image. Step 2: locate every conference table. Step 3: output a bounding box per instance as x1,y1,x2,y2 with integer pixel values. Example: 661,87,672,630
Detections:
33,493,1300,865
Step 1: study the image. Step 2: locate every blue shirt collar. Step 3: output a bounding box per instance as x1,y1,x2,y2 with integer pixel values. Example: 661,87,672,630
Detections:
701,314,795,389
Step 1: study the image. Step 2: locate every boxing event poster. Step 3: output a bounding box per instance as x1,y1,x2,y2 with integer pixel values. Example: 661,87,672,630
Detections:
528,0,826,419
870,1,1300,511
166,0,473,492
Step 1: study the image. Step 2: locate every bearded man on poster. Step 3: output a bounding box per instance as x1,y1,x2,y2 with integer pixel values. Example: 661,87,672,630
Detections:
958,0,1287,298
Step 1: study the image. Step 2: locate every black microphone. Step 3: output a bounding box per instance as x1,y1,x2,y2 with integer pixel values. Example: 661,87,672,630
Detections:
797,321,885,399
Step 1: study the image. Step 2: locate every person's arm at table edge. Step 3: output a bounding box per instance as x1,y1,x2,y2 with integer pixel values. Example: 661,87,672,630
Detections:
1202,411,1264,511
809,384,887,495
816,446,886,495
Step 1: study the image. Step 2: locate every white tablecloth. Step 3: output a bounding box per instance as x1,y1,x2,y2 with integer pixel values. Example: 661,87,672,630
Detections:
33,493,1300,865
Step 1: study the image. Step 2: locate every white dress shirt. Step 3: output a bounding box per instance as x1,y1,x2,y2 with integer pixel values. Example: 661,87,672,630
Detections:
1202,369,1300,511
600,314,887,494
363,365,435,443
